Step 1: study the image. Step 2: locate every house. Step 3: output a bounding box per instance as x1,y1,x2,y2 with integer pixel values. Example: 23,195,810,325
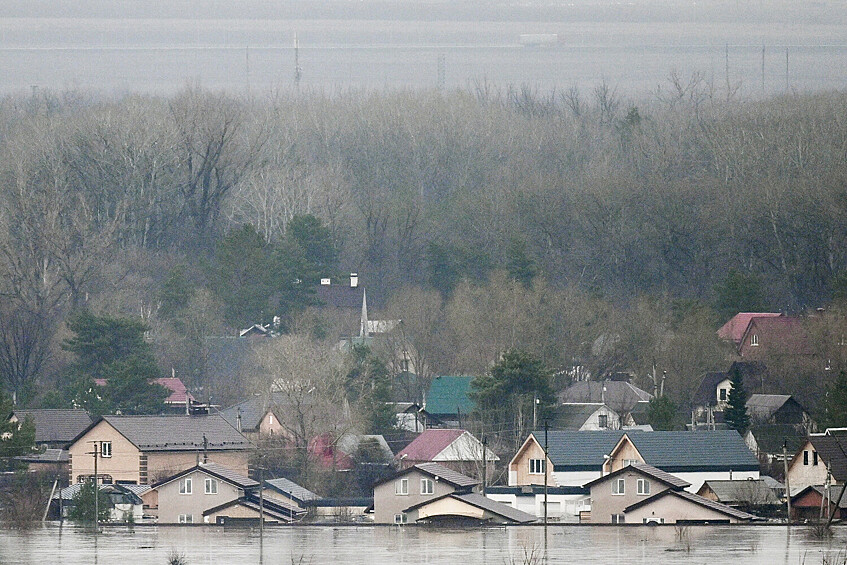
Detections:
738,316,812,359
53,482,148,522
485,485,589,522
424,376,475,427
152,462,304,524
263,477,319,510
390,402,439,433
219,394,286,438
696,479,781,509
786,434,847,494
15,448,69,474
395,429,498,482
67,414,253,485
602,430,760,492
301,497,373,522
690,361,768,428
790,485,847,522
509,430,759,492
557,379,653,420
551,403,627,431
8,409,92,449
91,377,197,414
718,313,783,345
585,463,757,524
309,433,394,471
744,395,816,461
372,462,533,524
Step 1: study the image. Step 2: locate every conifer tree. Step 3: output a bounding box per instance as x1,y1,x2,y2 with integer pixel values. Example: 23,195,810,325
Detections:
724,366,750,432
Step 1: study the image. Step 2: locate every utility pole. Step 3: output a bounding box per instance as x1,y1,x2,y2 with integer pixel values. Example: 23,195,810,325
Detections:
481,436,487,495
783,441,791,523
259,462,264,537
89,440,100,528
543,421,549,526
533,392,538,430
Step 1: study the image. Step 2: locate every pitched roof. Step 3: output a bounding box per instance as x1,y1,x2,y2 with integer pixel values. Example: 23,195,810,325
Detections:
718,313,783,343
425,376,475,416
558,381,653,413
15,448,68,463
741,316,812,355
532,430,628,471
691,372,729,406
552,404,609,429
806,435,847,481
264,477,319,504
397,429,466,461
792,485,847,508
11,409,92,445
73,414,252,452
746,394,794,420
153,377,195,405
624,489,757,520
314,283,365,310
154,462,259,489
403,492,536,524
337,434,394,462
374,462,478,489
699,479,780,505
584,462,690,490
615,430,760,472
203,495,305,522
219,395,276,432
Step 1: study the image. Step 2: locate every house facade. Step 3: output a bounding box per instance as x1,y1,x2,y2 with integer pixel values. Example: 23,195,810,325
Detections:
154,463,258,524
67,415,252,485
372,462,478,524
396,429,497,482
509,431,625,487
786,434,847,494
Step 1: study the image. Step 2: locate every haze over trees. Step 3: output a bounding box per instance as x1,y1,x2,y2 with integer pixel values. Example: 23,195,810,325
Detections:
1,83,847,431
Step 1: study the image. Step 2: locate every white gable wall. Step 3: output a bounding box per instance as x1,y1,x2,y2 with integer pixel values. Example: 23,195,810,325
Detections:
433,432,499,462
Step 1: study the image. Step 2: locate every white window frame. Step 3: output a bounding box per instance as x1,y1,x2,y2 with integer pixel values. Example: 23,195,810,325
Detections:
719,388,728,401
750,334,759,347
421,478,434,495
623,459,639,466
637,478,650,495
178,514,193,524
529,458,546,475
205,478,218,494
101,441,112,458
395,478,409,495
611,514,625,524
612,478,625,495
180,478,193,495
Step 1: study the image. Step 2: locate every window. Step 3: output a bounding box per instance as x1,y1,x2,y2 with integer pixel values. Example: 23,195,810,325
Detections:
395,478,409,495
205,478,218,494
598,414,608,428
804,450,810,465
611,514,625,524
178,514,193,524
101,442,112,458
529,459,546,474
814,451,819,466
180,478,193,495
400,358,410,373
637,479,650,495
393,513,408,524
719,388,728,402
643,518,664,524
421,478,434,495
751,334,759,347
268,413,274,426
612,478,625,495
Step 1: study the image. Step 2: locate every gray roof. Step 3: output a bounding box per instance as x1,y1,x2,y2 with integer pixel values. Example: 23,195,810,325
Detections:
265,477,319,503
375,462,478,489
219,395,275,432
55,483,147,503
699,479,780,505
746,394,793,420
11,409,92,445
337,434,394,462
558,381,653,413
552,404,608,430
155,462,259,489
584,462,690,490
15,448,68,463
90,414,252,452
625,489,758,520
805,435,847,481
532,430,759,473
404,492,536,523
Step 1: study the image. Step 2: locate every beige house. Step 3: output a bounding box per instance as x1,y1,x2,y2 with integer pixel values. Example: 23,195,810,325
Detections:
585,462,756,524
403,492,535,525
67,415,252,485
787,434,847,495
220,394,287,439
373,462,478,524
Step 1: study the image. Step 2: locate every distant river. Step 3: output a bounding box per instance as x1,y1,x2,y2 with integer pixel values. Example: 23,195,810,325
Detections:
0,524,844,565
2,17,847,96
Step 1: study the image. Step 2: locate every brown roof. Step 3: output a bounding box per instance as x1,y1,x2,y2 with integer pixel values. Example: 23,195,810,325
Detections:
718,313,782,343
741,316,812,355
374,462,478,489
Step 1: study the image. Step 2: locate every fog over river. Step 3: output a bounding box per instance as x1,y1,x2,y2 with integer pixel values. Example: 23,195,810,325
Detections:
0,524,845,565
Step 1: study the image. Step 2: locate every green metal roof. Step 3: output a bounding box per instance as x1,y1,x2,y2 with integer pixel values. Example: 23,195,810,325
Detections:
425,375,475,416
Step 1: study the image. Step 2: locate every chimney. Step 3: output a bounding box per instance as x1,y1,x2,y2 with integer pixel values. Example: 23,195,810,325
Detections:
350,273,359,288
236,408,242,433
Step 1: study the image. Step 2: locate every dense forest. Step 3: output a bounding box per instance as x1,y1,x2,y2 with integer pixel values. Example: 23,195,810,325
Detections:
2,82,847,418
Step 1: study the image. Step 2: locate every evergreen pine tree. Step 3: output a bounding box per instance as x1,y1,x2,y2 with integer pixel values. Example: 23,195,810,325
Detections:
724,366,750,432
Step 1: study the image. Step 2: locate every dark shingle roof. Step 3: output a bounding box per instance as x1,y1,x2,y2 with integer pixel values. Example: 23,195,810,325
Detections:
374,462,478,489
531,430,627,471
622,430,759,472
404,492,536,523
265,477,319,504
625,489,758,520
552,404,608,430
219,395,278,432
15,448,68,463
425,376,475,416
691,372,729,407
12,409,92,445
85,414,251,452
747,394,793,420
584,462,690,490
807,435,847,481
154,462,259,489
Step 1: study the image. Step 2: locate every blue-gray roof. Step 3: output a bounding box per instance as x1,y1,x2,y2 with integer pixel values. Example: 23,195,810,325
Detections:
531,429,759,473
265,477,319,504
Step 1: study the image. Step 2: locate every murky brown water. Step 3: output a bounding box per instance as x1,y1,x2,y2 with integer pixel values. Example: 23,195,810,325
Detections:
0,524,844,565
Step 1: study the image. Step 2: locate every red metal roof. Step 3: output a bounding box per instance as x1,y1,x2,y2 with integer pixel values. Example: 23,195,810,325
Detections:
396,429,466,462
717,313,782,343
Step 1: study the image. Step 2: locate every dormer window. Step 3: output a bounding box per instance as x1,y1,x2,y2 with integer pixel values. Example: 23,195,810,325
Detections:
719,388,728,402
750,334,759,347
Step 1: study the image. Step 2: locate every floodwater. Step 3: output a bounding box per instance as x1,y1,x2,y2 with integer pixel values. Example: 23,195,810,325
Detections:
2,15,847,96
0,524,844,565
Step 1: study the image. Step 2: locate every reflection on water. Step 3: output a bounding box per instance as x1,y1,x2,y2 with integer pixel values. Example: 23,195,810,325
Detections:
0,525,844,565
